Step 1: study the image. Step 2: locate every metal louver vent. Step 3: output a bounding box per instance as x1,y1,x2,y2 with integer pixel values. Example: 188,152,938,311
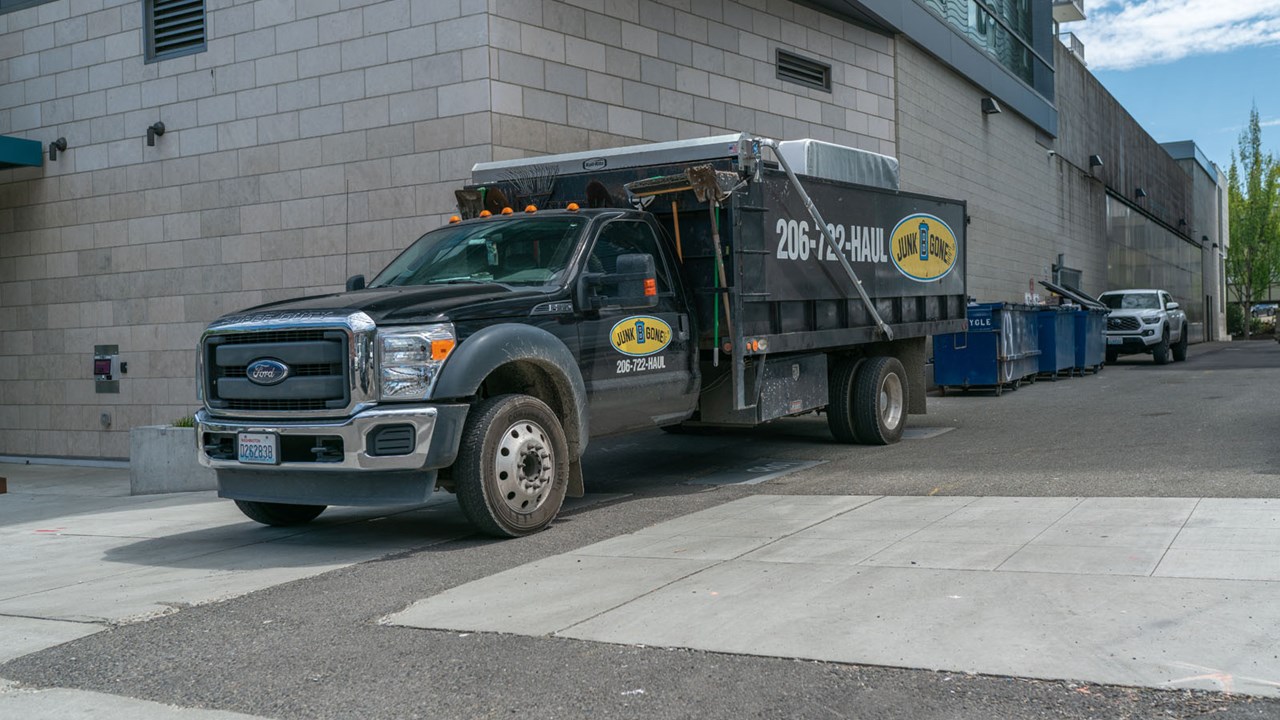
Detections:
776,50,832,92
147,0,206,62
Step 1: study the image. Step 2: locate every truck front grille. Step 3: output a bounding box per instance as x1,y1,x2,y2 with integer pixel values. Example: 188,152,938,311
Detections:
1108,317,1140,331
204,328,350,413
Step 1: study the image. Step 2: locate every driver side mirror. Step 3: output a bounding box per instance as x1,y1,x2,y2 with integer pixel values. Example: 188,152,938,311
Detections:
576,253,659,311
346,274,366,291
1166,301,1179,311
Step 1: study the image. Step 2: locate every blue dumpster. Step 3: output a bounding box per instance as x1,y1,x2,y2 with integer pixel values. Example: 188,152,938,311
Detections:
1037,306,1076,379
934,303,1041,395
1074,307,1107,373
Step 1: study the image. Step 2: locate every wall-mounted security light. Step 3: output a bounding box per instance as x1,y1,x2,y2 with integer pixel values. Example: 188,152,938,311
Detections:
980,97,1002,115
1134,187,1147,199
48,137,67,161
1088,155,1103,168
146,121,166,146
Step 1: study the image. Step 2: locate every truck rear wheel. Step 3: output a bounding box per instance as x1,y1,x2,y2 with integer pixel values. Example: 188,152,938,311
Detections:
454,394,569,538
826,357,862,443
234,500,326,527
1172,325,1188,362
852,356,907,445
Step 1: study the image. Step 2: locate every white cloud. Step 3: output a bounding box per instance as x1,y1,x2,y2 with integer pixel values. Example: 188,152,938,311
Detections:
1074,0,1280,70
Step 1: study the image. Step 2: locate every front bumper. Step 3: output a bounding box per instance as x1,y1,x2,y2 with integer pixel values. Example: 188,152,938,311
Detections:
1105,332,1159,352
195,404,468,472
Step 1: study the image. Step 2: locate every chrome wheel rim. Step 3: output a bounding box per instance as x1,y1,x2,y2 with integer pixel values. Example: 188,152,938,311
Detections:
495,419,554,514
880,372,904,430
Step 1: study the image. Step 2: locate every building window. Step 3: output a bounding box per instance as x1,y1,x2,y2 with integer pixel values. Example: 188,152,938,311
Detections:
0,0,57,14
776,50,832,93
145,0,207,63
920,0,1050,99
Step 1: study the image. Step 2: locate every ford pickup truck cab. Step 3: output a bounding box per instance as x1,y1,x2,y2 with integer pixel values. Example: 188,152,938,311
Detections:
197,208,693,536
195,134,969,537
1099,289,1187,364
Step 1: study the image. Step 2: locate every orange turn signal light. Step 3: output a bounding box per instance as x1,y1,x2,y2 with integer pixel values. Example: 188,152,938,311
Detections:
430,338,456,361
448,215,461,224
524,205,538,213
567,203,580,212
501,207,513,215
479,209,492,218
643,278,657,296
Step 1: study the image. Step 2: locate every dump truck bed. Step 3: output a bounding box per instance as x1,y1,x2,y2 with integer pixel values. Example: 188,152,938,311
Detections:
472,149,967,354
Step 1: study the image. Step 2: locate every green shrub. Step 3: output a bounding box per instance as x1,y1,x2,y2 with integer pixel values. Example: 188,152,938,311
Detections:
172,415,195,428
1227,304,1245,335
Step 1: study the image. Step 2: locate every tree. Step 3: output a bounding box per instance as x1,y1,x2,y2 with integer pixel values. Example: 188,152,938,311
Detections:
1226,106,1280,339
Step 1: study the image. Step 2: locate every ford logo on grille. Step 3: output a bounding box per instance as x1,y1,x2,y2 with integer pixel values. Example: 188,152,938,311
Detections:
246,359,290,386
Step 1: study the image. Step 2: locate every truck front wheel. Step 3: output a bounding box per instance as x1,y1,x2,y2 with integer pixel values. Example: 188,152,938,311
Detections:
853,356,908,445
1152,329,1171,365
454,394,569,538
234,500,326,527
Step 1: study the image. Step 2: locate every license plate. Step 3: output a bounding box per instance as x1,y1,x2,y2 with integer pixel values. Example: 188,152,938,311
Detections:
1106,337,1121,345
238,432,279,465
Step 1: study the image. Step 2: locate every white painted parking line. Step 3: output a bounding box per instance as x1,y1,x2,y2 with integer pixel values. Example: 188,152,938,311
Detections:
902,426,956,440
686,459,827,486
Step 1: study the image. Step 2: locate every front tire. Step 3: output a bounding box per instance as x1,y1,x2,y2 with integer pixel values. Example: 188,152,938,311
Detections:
852,356,908,445
454,394,570,538
234,500,326,527
1152,329,1171,365
1172,325,1188,362
1105,347,1118,365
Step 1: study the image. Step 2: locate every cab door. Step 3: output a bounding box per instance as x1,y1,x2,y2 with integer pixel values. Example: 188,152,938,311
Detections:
578,217,697,436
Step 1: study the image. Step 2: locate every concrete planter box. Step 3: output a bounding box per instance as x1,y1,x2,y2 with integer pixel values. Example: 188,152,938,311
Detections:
129,425,216,495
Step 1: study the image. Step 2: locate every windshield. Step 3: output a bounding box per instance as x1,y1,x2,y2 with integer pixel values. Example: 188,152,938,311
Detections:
369,217,586,288
1099,293,1160,310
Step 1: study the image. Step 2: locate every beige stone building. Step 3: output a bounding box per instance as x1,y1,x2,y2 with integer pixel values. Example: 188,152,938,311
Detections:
0,0,1226,460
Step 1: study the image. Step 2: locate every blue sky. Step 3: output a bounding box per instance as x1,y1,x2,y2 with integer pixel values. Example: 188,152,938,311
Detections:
1072,0,1280,172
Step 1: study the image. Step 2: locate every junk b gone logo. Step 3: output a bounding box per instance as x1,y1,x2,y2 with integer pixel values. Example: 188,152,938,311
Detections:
610,316,671,357
888,213,958,282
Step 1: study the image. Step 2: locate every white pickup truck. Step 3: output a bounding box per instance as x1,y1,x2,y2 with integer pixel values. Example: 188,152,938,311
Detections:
1099,289,1188,365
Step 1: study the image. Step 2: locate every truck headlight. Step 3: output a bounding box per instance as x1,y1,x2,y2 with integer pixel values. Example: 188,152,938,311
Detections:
1141,315,1160,324
378,324,456,401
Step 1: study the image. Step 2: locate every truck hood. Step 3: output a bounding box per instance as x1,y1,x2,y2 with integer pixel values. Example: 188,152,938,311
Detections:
1104,308,1160,319
223,284,552,325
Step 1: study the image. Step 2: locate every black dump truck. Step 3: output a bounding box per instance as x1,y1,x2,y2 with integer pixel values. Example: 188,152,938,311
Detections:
195,134,967,536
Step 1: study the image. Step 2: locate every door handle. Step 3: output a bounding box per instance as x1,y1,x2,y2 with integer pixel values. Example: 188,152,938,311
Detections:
677,314,689,341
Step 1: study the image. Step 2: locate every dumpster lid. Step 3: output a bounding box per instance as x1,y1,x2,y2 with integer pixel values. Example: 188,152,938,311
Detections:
1039,280,1107,310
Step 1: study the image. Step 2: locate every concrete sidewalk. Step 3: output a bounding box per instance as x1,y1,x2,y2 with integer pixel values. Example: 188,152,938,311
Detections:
0,461,473,720
389,493,1280,697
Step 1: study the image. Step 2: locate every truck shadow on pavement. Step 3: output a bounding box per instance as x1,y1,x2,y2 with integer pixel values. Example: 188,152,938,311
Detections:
97,501,479,570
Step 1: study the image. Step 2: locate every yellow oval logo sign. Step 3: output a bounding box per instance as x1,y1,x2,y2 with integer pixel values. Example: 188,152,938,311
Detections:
610,316,672,357
889,213,958,282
